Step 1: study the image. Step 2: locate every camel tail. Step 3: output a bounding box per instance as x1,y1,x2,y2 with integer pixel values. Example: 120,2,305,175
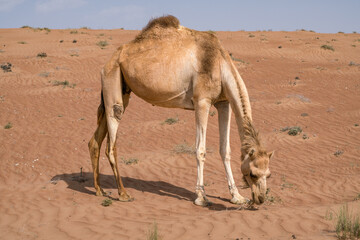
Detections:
97,90,105,125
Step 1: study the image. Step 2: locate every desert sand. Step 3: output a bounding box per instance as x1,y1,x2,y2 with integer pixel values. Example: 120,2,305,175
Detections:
1,27,360,240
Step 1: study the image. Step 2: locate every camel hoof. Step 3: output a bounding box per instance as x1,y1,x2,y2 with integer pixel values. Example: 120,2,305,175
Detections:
194,197,212,207
118,192,134,202
96,188,107,197
230,196,249,205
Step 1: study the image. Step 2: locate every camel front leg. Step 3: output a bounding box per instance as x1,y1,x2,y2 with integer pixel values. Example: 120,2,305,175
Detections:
194,98,211,206
215,101,249,204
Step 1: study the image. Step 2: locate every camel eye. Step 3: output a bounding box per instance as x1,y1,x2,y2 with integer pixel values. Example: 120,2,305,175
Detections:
249,172,257,179
267,173,272,179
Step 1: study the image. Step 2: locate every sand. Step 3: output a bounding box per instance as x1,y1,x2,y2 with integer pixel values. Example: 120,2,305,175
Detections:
1,27,360,240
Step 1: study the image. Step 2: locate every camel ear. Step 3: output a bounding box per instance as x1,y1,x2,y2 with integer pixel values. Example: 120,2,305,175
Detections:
268,151,275,160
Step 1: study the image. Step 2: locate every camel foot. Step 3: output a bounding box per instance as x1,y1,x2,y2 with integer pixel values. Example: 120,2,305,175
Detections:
95,188,107,197
230,195,249,205
194,196,212,207
118,192,134,202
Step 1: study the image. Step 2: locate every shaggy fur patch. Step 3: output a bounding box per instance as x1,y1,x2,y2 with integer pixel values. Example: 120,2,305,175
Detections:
142,15,180,33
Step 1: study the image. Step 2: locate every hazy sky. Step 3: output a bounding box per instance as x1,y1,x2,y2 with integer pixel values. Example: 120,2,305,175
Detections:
0,0,359,33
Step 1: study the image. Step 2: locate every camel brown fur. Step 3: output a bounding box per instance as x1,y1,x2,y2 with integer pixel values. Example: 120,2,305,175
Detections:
88,15,273,206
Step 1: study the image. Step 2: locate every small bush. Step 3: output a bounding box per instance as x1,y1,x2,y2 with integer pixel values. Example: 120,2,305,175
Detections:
70,30,78,34
1,63,12,72
53,80,76,88
4,122,12,129
173,143,196,154
122,157,139,165
335,204,360,239
321,45,335,51
37,52,47,58
18,41,27,44
97,41,108,48
334,150,344,157
163,117,178,125
101,198,112,207
280,126,302,136
147,222,161,240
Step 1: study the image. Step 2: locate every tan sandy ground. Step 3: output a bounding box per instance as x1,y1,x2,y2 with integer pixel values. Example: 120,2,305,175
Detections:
0,27,360,240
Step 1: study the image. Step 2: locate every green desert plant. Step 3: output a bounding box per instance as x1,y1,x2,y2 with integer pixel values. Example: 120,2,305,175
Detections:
97,40,108,48
52,80,76,88
101,198,112,207
163,117,178,125
37,52,47,58
321,45,335,51
335,204,360,239
121,157,139,165
173,143,196,154
147,222,161,240
280,126,302,136
4,122,12,129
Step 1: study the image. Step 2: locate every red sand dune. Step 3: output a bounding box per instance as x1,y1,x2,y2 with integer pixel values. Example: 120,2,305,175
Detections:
1,27,360,239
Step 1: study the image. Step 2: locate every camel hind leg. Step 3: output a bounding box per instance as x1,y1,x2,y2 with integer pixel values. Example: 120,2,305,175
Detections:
102,63,133,202
88,95,107,196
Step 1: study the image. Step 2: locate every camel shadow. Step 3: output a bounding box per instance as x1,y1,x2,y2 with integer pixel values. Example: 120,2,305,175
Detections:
51,172,254,211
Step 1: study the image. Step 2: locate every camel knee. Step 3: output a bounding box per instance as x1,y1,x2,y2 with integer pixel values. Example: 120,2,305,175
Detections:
196,147,206,162
113,104,124,121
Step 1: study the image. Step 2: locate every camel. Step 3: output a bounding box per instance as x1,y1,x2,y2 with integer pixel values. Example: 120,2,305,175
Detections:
88,15,274,206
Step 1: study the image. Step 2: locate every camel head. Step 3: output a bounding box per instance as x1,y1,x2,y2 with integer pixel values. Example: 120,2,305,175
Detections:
241,148,274,205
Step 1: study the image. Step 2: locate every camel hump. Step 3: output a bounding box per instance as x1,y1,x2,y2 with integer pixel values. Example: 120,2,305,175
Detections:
142,15,180,32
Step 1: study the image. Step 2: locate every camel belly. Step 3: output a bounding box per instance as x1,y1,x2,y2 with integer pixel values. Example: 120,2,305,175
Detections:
120,44,197,109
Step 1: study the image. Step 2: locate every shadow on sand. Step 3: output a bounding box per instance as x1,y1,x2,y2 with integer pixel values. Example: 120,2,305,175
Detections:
51,172,255,211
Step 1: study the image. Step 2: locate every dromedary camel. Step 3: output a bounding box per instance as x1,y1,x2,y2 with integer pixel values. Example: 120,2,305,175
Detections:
88,15,273,206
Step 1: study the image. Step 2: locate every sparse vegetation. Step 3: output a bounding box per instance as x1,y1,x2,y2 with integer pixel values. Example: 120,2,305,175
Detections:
321,45,335,51
173,142,196,154
280,126,302,136
18,41,27,44
147,222,161,240
38,72,50,77
97,41,108,48
229,53,248,64
52,80,76,88
72,40,77,43
101,198,112,207
265,188,282,204
1,63,12,72
21,26,50,32
335,204,360,239
4,122,12,129
249,34,255,38
37,52,47,58
209,111,216,117
163,117,179,125
121,157,139,165
334,150,344,157
70,30,78,34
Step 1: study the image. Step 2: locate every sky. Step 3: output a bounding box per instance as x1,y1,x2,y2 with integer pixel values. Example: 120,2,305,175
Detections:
0,0,359,33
